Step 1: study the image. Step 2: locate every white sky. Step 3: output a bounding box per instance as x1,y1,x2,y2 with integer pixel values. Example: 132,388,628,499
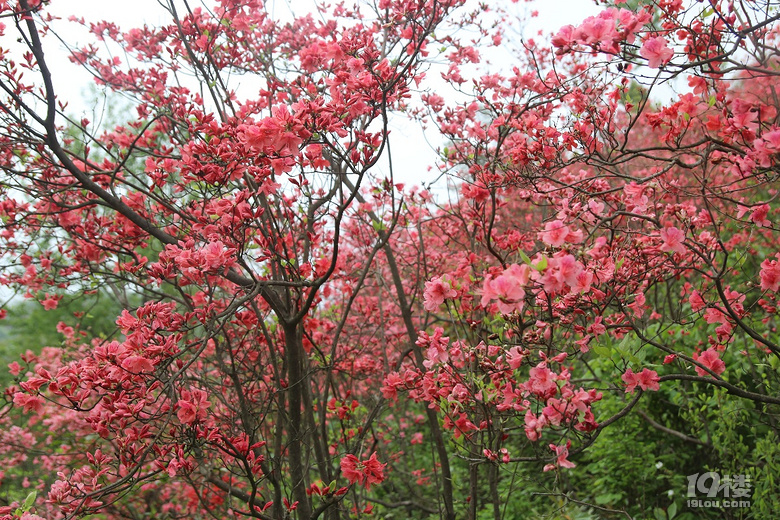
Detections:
33,0,602,189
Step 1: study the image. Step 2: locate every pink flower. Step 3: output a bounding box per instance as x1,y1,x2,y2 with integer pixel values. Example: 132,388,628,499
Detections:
381,372,404,401
8,361,22,376
628,291,646,318
340,454,363,486
763,129,780,150
527,362,558,399
689,290,706,312
56,321,75,338
13,392,44,414
537,252,592,295
556,253,589,292
587,317,606,336
41,294,59,311
417,328,450,369
539,221,567,247
577,17,616,47
553,9,650,56
623,182,649,214
760,255,780,292
551,24,576,52
622,368,660,393
481,264,528,314
423,276,457,312
177,389,210,425
340,453,386,491
569,268,594,294
704,307,727,325
637,368,660,391
121,355,155,374
506,346,525,370
199,240,236,271
640,36,673,68
362,453,386,491
524,409,547,441
240,118,284,152
20,513,47,520
539,220,581,247
750,204,771,227
660,226,686,255
543,441,576,472
693,348,726,376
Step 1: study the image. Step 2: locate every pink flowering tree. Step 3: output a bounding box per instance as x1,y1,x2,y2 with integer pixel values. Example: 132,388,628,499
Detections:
0,0,473,518
3,0,780,519
384,0,780,515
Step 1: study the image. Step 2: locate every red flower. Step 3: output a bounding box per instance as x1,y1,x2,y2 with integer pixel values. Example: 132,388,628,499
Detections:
622,368,660,393
362,453,386,491
13,392,44,414
340,454,364,486
340,452,386,490
693,348,726,376
121,355,155,374
41,294,60,311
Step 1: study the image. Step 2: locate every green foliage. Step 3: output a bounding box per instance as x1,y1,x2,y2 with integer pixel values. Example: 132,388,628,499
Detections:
0,291,129,386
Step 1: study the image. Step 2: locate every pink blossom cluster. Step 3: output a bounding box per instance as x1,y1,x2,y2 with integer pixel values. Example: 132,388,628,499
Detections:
538,220,583,247
621,367,660,393
423,275,458,311
543,441,576,472
238,105,304,157
693,348,726,376
386,340,602,452
153,239,237,281
536,252,594,296
552,8,651,55
640,36,674,68
760,254,780,292
480,264,529,314
176,388,211,425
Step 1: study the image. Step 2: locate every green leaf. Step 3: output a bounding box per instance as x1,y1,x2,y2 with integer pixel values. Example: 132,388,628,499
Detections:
518,250,532,265
669,501,678,519
533,256,547,271
615,334,632,355
23,490,37,511
372,220,386,232
594,492,621,505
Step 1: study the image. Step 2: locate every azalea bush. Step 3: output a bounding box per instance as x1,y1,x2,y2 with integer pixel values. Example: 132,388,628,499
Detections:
1,0,780,519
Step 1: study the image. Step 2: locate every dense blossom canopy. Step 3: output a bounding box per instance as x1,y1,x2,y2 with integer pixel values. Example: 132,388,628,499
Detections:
1,0,780,519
